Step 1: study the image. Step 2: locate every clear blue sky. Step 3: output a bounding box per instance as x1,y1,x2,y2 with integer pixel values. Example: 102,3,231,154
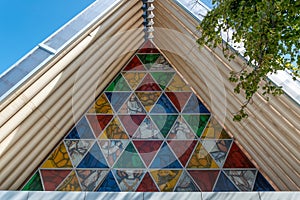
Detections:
0,0,96,75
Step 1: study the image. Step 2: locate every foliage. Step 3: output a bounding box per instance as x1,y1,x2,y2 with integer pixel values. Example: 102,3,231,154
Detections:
197,0,300,121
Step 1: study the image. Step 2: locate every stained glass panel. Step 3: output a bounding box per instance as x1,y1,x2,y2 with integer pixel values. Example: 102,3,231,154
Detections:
77,142,108,168
136,74,161,91
65,140,94,167
118,93,146,114
150,170,182,191
41,142,73,169
165,92,191,112
188,170,220,191
214,171,239,191
136,172,159,192
22,40,274,192
96,171,120,192
56,171,81,191
151,72,175,90
22,172,43,191
98,139,129,167
224,170,257,191
40,169,71,191
133,140,163,167
105,74,131,92
151,115,178,138
175,170,200,192
113,142,145,168
123,55,145,71
150,142,182,169
113,169,145,191
76,169,108,191
123,72,146,90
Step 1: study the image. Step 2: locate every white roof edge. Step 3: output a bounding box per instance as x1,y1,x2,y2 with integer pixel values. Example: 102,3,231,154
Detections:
0,0,122,102
1,191,300,200
175,0,300,105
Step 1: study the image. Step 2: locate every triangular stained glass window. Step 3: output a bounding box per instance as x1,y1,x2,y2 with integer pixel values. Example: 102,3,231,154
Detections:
22,40,274,192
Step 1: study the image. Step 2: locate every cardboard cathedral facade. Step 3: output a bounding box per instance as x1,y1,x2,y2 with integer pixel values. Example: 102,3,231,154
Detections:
0,0,299,195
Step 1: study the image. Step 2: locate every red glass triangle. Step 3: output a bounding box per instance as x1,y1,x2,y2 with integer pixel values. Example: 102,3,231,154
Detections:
119,115,146,137
40,170,71,191
123,55,146,71
136,172,159,191
136,74,161,91
133,140,163,166
188,170,220,191
223,143,255,168
167,140,197,167
138,40,160,54
86,115,113,137
165,92,191,112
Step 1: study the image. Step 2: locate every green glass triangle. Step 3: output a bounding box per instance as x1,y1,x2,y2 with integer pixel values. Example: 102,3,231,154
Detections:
151,72,175,90
105,74,131,91
114,142,145,168
150,115,178,137
183,115,210,137
22,171,43,191
137,54,160,70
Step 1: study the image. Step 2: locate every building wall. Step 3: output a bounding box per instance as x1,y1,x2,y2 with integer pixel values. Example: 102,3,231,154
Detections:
0,0,299,191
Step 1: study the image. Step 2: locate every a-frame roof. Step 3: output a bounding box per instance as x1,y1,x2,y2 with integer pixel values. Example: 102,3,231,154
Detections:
0,0,299,191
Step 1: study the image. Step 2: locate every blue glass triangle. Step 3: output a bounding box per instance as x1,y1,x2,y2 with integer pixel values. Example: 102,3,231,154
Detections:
66,117,95,139
253,172,274,191
182,94,210,114
77,143,108,168
105,92,131,112
213,171,239,191
96,171,120,192
150,142,182,169
150,93,177,114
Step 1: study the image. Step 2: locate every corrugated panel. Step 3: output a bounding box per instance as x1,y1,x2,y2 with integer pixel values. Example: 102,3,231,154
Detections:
0,0,144,190
152,0,300,191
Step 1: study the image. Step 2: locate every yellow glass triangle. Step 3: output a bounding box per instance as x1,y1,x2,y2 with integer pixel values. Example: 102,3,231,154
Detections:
99,117,129,139
187,142,219,168
56,171,81,191
150,170,182,192
122,72,146,90
166,74,191,92
88,93,113,114
41,142,73,168
135,92,161,112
